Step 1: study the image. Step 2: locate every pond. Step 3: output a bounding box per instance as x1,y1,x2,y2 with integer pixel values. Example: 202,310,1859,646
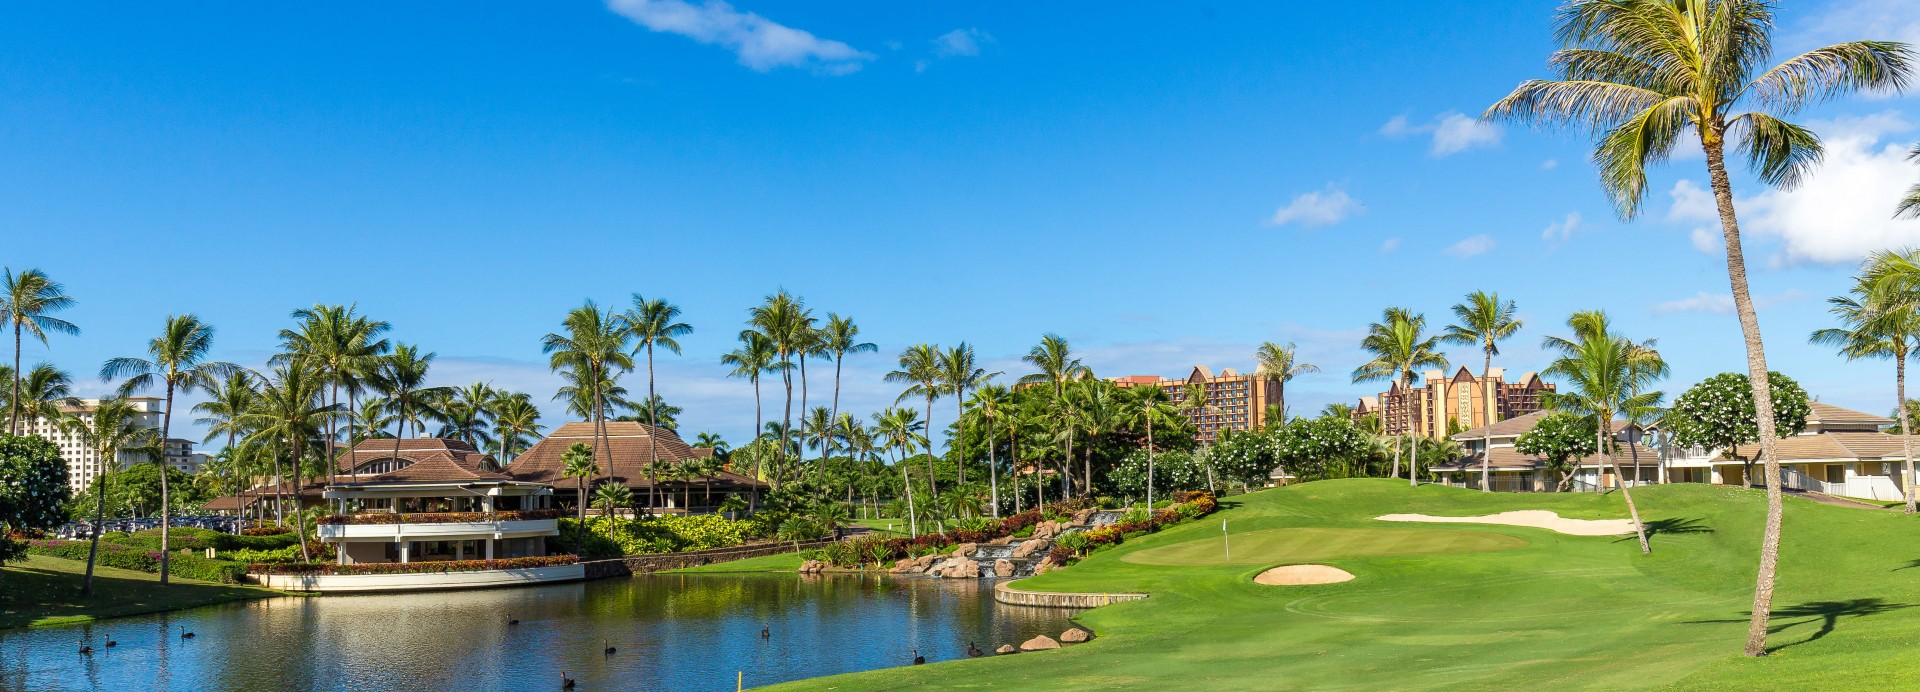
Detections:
0,573,1081,691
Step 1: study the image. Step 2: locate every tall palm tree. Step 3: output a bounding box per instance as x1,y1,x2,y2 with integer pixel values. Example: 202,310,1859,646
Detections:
14,363,78,430
2,268,79,435
721,331,779,478
1352,308,1448,485
623,294,693,471
65,397,158,596
593,481,633,526
874,407,927,536
1072,380,1122,498
1253,341,1319,425
560,442,598,543
1813,254,1919,513
1124,384,1179,508
748,292,810,469
438,381,498,448
372,344,448,473
821,313,877,462
1488,0,1912,656
1543,310,1666,555
937,343,997,487
968,384,1014,517
101,314,239,584
544,302,633,483
886,343,944,496
802,405,835,479
193,371,260,520
1442,291,1525,493
277,304,391,482
1018,334,1090,497
242,362,339,562
489,392,544,463
691,431,728,454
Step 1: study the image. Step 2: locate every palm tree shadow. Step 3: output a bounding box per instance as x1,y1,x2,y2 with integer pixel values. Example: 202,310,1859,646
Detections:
1896,558,1920,571
1682,598,1914,653
1613,517,1712,543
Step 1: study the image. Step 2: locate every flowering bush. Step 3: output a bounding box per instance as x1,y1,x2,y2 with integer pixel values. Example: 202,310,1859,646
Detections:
1050,492,1218,565
317,509,564,525
249,554,578,575
241,525,292,536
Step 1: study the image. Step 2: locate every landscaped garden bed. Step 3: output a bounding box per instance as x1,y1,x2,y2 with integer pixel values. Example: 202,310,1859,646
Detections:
316,508,563,525
248,554,578,575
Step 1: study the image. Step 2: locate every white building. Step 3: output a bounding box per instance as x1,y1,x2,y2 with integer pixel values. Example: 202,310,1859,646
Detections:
19,396,165,494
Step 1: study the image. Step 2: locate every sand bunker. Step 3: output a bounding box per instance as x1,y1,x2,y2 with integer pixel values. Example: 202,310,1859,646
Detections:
1375,510,1634,536
1254,564,1355,585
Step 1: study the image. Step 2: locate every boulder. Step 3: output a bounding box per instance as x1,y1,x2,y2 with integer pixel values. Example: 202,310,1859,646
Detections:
960,560,981,578
1070,508,1095,526
893,558,916,573
1011,538,1049,559
1032,522,1058,541
1034,558,1056,575
951,542,978,558
993,559,1015,577
1060,627,1092,643
798,560,826,574
987,536,1014,546
995,644,1018,655
1019,635,1061,651
934,556,978,578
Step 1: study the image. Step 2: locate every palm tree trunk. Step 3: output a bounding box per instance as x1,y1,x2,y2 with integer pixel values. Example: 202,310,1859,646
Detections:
1146,416,1156,508
752,375,763,480
1390,368,1404,480
924,396,938,497
81,452,110,596
10,325,22,435
782,356,794,469
291,436,311,562
1899,353,1914,514
1482,351,1494,492
955,395,966,486
902,465,917,537
1699,141,1787,658
347,388,361,483
987,420,999,518
158,382,175,585
1597,418,1650,554
646,343,660,487
831,354,844,467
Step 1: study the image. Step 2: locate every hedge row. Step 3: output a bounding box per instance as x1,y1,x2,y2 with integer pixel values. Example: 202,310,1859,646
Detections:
25,539,249,584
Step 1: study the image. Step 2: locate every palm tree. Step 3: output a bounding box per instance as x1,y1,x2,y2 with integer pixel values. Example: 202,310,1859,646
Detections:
1901,143,1920,218
372,344,448,474
969,384,1014,517
1124,384,1179,508
875,407,927,536
560,442,598,544
64,397,159,596
691,431,728,454
489,392,544,463
821,313,877,461
1352,308,1448,485
545,302,633,484
101,314,239,584
242,362,339,562
623,294,692,473
1442,291,1525,493
593,481,633,526
1543,310,1666,555
937,343,997,487
1813,253,1919,513
748,291,810,469
193,371,260,521
886,343,944,496
721,330,779,478
802,405,835,480
1253,341,1319,425
277,304,391,482
14,363,78,430
1488,0,1912,656
643,458,675,512
2,268,79,435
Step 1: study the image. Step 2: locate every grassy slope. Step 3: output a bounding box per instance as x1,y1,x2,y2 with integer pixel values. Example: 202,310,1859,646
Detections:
771,479,1920,690
0,555,281,629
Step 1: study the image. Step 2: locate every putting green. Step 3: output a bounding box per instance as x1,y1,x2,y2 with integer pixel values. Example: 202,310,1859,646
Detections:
1120,527,1528,566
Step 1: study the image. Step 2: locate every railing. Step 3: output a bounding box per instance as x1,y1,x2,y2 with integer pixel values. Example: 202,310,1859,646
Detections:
317,509,563,525
1780,468,1836,494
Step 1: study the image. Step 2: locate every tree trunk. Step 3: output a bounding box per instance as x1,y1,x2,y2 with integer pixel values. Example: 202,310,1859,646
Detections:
292,436,311,563
1602,420,1649,554
10,325,21,435
830,354,844,480
902,466,917,537
1146,415,1156,509
1899,353,1915,514
1701,138,1785,658
1390,367,1404,480
988,414,999,518
924,395,939,497
158,382,175,585
81,448,111,596
752,376,763,480
955,395,967,486
782,355,794,470
647,343,660,488
1482,351,1493,493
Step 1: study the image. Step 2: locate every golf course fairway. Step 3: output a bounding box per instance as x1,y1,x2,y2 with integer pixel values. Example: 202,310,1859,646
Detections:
771,479,1920,690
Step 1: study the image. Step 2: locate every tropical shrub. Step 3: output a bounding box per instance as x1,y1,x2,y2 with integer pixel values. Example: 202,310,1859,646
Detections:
24,539,248,583
0,434,70,567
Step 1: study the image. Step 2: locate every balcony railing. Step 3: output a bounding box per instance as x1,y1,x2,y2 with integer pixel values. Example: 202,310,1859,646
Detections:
317,508,563,525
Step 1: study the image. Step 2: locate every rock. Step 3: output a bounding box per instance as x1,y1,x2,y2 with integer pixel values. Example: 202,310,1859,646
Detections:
995,644,1017,655
1034,558,1055,575
1019,635,1060,651
934,556,977,578
993,559,1015,577
798,560,825,573
987,536,1014,546
1060,627,1092,643
960,560,981,578
1032,522,1057,540
1070,509,1094,526
951,542,977,558
893,558,916,572
1011,538,1049,559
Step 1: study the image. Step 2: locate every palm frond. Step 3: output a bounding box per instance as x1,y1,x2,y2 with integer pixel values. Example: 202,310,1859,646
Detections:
1748,41,1914,112
1729,112,1823,189
1594,95,1697,218
1485,79,1669,131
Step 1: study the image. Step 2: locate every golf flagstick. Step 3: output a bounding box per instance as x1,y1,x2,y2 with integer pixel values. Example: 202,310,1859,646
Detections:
1222,519,1229,560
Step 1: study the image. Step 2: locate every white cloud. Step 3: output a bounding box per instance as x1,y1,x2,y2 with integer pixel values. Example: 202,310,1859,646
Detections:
1381,111,1503,156
1266,184,1362,227
1540,212,1583,243
604,0,873,73
1444,234,1496,258
1666,112,1920,265
1541,159,1559,170
1379,237,1402,254
932,28,991,58
1653,290,1805,315
1790,0,1920,59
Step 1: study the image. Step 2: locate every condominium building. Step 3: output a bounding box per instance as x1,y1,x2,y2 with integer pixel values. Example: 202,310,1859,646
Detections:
1354,367,1553,440
1110,365,1282,444
17,397,166,494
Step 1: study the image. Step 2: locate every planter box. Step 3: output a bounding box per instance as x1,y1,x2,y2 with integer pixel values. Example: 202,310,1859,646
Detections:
251,563,585,593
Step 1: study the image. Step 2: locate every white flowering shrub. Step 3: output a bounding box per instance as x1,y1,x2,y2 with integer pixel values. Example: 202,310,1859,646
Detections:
1667,372,1810,458
1,434,72,565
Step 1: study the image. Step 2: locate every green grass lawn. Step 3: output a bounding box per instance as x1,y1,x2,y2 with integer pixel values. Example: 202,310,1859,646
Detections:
850,517,908,535
0,555,281,629
770,479,1920,690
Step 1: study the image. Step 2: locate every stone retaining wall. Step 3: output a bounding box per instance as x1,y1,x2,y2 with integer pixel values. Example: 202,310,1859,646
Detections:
992,581,1148,608
581,538,839,580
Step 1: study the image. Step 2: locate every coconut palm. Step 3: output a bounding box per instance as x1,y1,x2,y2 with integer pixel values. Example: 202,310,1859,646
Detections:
875,407,927,536
886,343,944,496
1442,291,1525,493
1253,341,1319,425
691,431,728,454
1813,253,1920,513
1124,384,1180,508
968,384,1014,517
721,330,779,478
2,268,79,435
937,343,997,487
545,303,633,484
101,314,239,584
1488,0,1912,656
277,304,391,482
437,381,497,449
242,362,339,562
1018,334,1090,497
489,392,544,463
802,405,835,479
748,291,810,467
821,313,877,459
560,442,598,543
14,363,78,430
593,481,633,526
1542,311,1666,555
623,294,692,472
64,397,159,596
193,371,260,521
1352,308,1449,485
617,394,680,431
371,344,448,472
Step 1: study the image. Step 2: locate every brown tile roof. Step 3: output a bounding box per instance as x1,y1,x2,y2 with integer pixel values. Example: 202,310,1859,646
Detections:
1450,410,1554,441
334,438,510,483
1430,443,1661,472
1807,402,1893,427
506,421,767,488
1726,432,1918,462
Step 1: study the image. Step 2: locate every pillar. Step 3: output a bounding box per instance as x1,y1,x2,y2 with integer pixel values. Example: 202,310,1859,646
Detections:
486,538,495,560
455,542,464,560
400,541,410,564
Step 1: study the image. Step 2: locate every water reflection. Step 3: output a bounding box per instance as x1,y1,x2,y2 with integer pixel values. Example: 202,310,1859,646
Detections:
0,574,1079,691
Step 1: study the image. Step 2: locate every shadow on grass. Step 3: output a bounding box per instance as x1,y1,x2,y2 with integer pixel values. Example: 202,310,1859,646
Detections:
1896,558,1920,571
1683,598,1915,653
1613,517,1713,544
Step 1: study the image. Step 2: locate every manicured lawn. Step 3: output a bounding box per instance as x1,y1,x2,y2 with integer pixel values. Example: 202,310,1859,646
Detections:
771,479,1920,690
666,551,807,573
850,517,908,535
0,555,281,629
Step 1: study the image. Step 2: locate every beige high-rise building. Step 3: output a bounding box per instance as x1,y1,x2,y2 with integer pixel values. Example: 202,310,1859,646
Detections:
1354,367,1553,440
1110,365,1284,444
18,397,166,494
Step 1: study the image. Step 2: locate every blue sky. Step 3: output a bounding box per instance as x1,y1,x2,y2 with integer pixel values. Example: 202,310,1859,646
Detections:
4,1,1920,450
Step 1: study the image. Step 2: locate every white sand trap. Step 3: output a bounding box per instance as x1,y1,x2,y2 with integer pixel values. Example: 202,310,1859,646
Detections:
1254,564,1355,585
1375,510,1635,536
